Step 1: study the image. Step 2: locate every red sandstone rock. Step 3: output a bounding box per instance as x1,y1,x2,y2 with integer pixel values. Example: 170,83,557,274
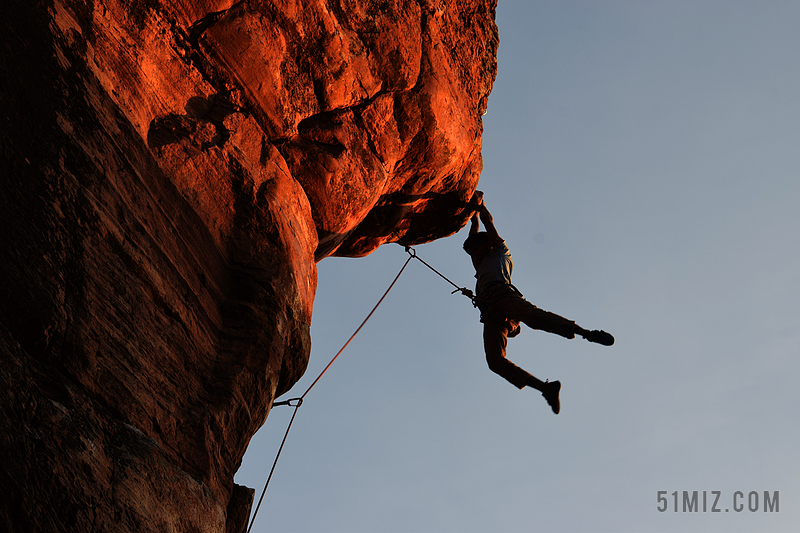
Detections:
0,0,497,531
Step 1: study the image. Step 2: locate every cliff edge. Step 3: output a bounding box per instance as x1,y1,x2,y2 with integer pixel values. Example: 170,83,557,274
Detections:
0,0,497,531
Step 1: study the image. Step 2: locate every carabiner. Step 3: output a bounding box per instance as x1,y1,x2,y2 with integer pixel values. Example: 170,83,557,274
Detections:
273,397,303,408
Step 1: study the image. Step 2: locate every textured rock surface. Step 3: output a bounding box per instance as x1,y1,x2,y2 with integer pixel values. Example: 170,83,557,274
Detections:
0,0,497,531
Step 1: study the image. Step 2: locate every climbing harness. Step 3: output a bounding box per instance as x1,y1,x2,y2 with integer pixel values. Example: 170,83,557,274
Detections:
247,244,472,533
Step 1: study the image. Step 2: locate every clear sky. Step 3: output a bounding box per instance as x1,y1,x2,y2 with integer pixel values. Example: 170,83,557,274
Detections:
236,2,800,531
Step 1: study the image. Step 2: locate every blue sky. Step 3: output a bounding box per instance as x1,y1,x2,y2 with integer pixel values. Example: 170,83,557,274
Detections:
236,2,800,531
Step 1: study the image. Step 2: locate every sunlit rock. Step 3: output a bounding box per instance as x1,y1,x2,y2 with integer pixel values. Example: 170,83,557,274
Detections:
0,0,497,530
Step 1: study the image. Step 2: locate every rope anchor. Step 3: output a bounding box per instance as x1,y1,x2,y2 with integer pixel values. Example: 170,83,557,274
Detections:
272,398,303,408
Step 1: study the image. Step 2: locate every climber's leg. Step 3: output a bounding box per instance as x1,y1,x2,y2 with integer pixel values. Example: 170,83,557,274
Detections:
482,319,532,389
482,310,562,414
495,295,577,340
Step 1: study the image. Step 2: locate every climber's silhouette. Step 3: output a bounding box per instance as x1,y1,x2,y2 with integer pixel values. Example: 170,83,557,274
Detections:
463,193,614,414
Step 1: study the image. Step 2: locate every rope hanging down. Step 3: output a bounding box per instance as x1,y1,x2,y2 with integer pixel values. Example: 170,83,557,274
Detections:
247,245,471,533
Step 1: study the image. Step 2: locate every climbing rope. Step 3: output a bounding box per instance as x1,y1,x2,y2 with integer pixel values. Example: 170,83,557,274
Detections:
402,244,476,303
247,245,472,533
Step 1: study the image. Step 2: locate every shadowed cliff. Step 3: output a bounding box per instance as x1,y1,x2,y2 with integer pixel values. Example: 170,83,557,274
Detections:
0,0,497,531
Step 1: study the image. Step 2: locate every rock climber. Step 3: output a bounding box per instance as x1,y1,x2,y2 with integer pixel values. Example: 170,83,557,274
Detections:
463,192,614,414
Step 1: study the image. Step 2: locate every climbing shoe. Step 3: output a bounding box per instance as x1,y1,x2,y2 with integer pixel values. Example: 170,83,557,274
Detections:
584,329,614,346
541,380,561,415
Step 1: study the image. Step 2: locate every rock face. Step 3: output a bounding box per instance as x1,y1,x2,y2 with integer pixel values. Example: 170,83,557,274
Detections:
0,0,497,531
